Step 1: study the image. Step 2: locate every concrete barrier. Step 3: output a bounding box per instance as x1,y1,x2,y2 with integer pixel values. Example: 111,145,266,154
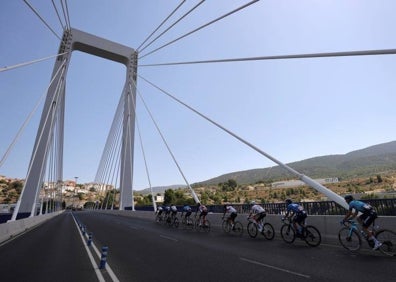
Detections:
0,211,64,244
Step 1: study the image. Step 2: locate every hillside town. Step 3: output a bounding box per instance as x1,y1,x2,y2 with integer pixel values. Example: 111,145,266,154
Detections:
2,172,396,214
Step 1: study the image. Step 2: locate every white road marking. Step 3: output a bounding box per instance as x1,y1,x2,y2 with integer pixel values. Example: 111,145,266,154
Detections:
72,214,105,282
240,257,311,279
72,214,120,282
160,235,179,242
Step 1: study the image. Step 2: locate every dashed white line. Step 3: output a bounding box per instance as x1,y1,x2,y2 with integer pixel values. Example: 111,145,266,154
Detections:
159,235,179,242
240,257,311,279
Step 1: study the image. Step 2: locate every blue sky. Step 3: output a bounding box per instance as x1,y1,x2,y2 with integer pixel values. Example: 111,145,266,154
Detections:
1,0,396,190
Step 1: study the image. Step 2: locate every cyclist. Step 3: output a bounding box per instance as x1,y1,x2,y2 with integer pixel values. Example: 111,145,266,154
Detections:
223,204,238,230
170,204,178,221
155,206,164,222
283,199,307,236
163,205,171,222
195,202,208,226
181,204,192,224
248,201,266,232
155,205,163,215
341,195,382,250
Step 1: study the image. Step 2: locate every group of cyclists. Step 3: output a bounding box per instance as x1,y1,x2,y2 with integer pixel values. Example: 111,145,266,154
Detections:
155,202,209,227
155,195,383,251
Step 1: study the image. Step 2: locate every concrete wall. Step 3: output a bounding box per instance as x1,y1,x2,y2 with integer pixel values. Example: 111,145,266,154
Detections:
0,210,64,244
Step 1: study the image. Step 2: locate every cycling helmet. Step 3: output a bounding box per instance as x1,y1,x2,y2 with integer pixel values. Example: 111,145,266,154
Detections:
285,199,292,205
250,201,256,205
344,195,354,203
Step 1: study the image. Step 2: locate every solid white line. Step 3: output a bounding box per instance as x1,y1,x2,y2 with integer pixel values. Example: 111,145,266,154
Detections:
240,257,311,279
159,235,179,242
91,243,120,282
72,215,105,282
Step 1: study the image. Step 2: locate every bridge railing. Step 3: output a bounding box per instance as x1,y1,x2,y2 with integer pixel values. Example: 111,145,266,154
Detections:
135,198,396,216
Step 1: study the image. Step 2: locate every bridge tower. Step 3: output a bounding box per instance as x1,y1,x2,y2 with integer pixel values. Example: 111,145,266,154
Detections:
12,28,137,219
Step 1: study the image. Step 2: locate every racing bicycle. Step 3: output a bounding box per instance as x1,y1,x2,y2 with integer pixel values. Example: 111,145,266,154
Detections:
338,219,396,256
222,216,243,236
280,217,321,247
166,214,179,228
180,214,195,230
247,216,275,240
195,215,211,232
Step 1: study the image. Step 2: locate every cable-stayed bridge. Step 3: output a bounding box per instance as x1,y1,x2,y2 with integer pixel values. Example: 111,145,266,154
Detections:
5,0,396,219
0,2,396,280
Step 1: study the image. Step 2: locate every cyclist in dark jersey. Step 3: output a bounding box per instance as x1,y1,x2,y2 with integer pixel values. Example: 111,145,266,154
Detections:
283,199,307,236
195,203,208,226
342,195,382,250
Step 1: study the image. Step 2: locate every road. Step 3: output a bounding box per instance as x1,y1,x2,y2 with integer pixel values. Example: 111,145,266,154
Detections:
0,211,395,282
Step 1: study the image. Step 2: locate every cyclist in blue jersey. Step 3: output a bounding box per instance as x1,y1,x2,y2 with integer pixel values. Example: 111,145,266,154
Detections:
181,204,192,221
341,195,382,250
283,199,307,236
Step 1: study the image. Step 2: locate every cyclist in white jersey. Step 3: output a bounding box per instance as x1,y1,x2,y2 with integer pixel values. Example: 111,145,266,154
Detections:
248,201,266,232
223,204,238,229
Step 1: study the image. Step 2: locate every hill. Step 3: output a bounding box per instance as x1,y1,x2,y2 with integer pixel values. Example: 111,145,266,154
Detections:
196,140,396,186
135,184,186,195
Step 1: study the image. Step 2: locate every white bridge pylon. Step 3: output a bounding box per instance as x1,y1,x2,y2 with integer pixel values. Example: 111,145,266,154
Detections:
12,28,137,219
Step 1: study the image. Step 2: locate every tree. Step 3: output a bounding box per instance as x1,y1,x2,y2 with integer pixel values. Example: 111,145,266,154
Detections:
164,189,176,205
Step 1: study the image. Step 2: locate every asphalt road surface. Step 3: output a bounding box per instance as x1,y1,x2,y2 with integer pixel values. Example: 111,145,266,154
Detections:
0,211,395,282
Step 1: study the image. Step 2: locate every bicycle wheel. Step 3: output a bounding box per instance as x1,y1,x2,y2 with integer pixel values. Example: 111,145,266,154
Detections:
247,222,258,238
261,223,275,240
173,217,179,228
203,219,211,232
186,217,194,230
194,218,201,231
376,229,396,256
338,227,361,251
166,216,172,227
304,225,321,247
222,220,231,233
280,224,295,243
233,221,244,236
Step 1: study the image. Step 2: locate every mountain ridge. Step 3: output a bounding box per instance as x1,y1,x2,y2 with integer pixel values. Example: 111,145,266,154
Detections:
136,140,396,194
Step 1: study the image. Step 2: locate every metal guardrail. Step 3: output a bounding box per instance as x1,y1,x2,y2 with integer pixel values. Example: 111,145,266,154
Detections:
135,198,396,216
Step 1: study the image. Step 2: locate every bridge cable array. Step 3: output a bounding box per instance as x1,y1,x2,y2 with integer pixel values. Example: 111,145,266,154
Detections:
127,82,157,210
138,0,259,60
10,59,69,219
138,0,205,54
136,0,187,52
139,48,396,67
23,0,61,40
132,79,200,204
94,90,124,210
138,74,348,209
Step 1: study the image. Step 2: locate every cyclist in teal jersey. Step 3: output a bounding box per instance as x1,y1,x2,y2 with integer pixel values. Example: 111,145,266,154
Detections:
341,195,382,250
